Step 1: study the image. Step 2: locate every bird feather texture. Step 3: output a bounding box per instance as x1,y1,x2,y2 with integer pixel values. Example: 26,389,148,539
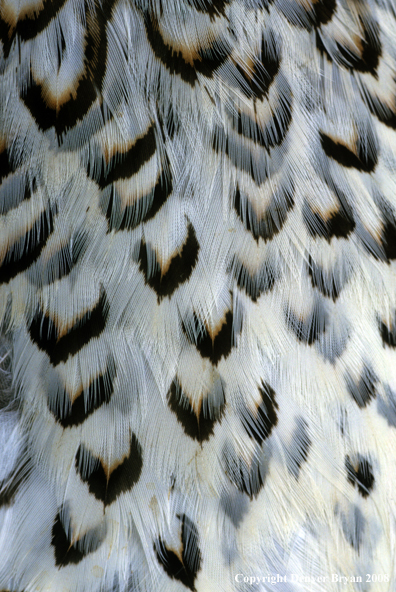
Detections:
1,0,396,590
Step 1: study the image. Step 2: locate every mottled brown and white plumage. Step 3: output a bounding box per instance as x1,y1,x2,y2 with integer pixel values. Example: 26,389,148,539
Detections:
1,0,396,590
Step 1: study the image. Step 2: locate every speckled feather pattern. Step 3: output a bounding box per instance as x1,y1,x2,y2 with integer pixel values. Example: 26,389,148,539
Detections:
1,0,396,590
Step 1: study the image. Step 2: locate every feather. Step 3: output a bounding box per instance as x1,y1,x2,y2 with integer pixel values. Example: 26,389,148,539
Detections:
1,0,396,590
